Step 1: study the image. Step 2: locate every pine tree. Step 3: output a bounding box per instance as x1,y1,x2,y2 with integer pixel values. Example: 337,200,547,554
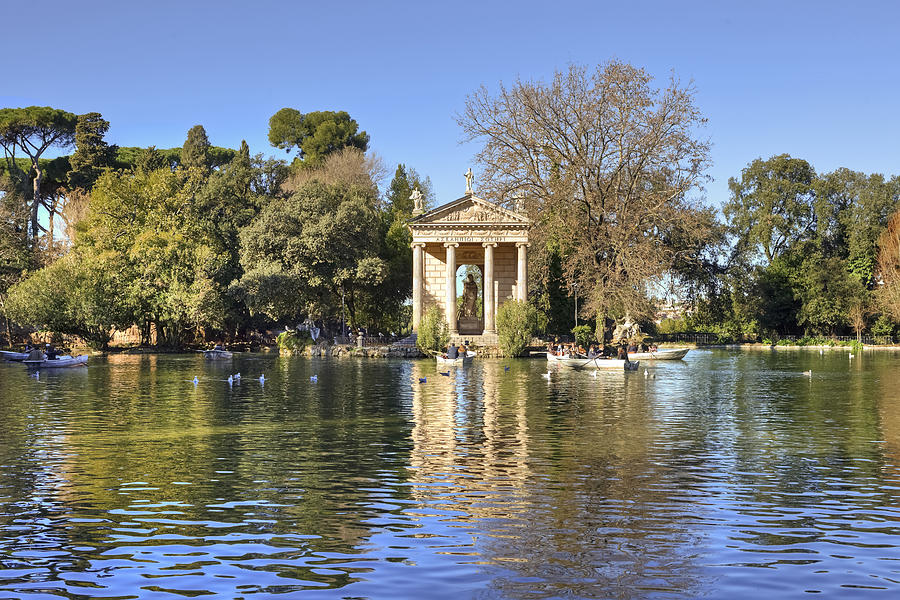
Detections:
68,112,117,191
182,124,211,170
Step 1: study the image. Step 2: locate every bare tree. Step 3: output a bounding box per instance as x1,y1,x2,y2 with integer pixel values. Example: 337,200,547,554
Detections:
458,61,716,329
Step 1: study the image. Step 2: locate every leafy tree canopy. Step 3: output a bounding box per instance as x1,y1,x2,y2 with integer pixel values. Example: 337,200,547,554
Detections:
268,108,369,166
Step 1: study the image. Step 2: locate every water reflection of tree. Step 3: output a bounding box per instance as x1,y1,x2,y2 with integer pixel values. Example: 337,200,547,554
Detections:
408,360,708,598
0,356,417,594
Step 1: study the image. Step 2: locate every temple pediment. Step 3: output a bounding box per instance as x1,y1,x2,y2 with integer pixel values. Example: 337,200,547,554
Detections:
410,194,530,227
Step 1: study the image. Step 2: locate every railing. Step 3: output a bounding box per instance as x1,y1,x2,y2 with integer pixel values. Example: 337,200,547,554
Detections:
656,332,899,345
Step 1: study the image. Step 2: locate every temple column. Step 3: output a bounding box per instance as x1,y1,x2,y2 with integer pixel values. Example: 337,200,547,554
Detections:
516,242,529,302
444,243,459,334
411,242,425,331
482,242,497,334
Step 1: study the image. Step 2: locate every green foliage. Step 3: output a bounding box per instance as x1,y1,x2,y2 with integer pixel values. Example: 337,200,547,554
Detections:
67,112,117,190
269,108,369,167
267,108,305,153
724,154,816,264
5,251,130,348
497,300,544,358
276,330,313,354
238,180,386,325
182,125,211,171
795,254,867,335
571,324,593,347
871,314,895,337
416,306,449,353
657,317,691,334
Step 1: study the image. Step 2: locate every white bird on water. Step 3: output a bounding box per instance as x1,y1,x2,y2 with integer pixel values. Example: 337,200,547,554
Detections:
591,370,598,378
542,371,552,380
233,372,241,381
259,374,266,384
803,370,812,377
849,353,855,359
192,376,199,385
227,375,234,385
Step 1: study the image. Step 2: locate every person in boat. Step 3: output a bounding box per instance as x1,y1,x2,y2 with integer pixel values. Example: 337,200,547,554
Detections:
213,344,224,351
446,343,459,359
587,345,598,359
626,341,638,354
27,347,44,361
649,343,658,353
617,345,628,361
458,342,468,356
45,344,58,360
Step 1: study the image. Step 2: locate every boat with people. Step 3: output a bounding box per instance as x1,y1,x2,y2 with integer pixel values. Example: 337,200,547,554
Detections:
626,347,690,360
436,350,476,365
202,345,233,360
546,353,640,371
23,355,89,368
0,350,29,361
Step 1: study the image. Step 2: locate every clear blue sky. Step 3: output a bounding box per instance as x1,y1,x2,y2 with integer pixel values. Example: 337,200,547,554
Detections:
3,0,898,209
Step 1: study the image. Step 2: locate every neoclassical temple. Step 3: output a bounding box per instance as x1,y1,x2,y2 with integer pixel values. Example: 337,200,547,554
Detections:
408,177,531,344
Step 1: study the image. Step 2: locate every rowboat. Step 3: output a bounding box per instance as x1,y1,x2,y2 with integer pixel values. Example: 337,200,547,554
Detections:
23,355,89,368
0,351,28,361
436,351,475,365
546,353,640,370
627,348,689,360
203,349,233,360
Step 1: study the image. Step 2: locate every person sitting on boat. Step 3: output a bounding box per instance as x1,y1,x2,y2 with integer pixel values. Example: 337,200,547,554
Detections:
458,343,468,356
626,342,637,354
45,344,58,360
649,343,658,353
617,346,628,361
27,347,44,361
446,343,458,359
587,345,597,359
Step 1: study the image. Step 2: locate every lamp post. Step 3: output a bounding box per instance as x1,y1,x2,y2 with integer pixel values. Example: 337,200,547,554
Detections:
573,282,578,328
341,286,346,339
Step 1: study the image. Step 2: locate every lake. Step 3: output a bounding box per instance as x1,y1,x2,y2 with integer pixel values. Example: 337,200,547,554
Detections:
1,349,898,599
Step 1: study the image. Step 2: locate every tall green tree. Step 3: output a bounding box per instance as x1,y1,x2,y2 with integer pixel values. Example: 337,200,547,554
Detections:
0,106,78,244
238,180,386,327
724,154,817,264
182,124,211,171
268,108,369,166
67,112,117,191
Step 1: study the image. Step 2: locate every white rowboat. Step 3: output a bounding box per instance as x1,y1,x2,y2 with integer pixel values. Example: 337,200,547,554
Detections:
626,348,689,360
0,351,29,361
23,355,89,368
546,353,640,370
203,349,233,360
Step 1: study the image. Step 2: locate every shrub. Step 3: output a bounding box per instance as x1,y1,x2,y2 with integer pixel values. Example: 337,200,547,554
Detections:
572,325,593,348
277,330,313,355
497,301,543,357
417,306,449,353
871,314,896,338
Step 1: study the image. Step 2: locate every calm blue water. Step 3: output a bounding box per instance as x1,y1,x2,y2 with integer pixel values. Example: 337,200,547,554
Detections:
0,349,898,598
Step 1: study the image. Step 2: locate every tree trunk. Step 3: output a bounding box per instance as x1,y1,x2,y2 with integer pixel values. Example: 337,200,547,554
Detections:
30,164,42,245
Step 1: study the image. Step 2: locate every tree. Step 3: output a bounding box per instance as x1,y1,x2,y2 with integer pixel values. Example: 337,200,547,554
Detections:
497,300,544,357
182,124,211,171
876,209,900,322
68,112,117,191
268,108,369,166
459,61,714,327
0,106,78,244
79,167,230,347
724,154,817,264
4,250,131,349
238,180,386,327
267,108,304,153
416,306,449,353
